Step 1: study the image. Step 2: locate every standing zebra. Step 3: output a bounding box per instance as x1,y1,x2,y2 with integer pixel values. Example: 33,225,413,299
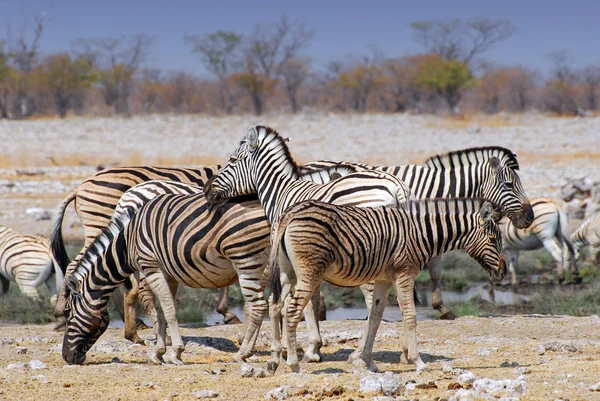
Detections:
299,147,532,319
0,226,63,303
266,198,506,374
204,125,412,363
571,213,600,265
500,197,578,285
62,191,271,365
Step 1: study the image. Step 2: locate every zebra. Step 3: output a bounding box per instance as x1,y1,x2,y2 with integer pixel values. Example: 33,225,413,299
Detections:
47,165,247,328
500,197,579,285
297,147,532,319
204,126,532,322
265,198,506,374
204,125,413,363
0,226,64,303
61,191,272,365
571,213,600,265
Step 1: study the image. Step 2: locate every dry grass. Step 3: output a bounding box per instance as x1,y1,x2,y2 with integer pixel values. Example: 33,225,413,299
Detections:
517,150,600,164
423,113,526,129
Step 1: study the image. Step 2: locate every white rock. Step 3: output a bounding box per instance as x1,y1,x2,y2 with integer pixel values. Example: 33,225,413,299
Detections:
192,390,218,398
7,363,27,370
359,372,403,395
240,363,254,378
589,381,600,391
28,360,47,370
472,375,527,398
449,388,475,401
458,371,477,386
265,386,289,400
15,347,27,355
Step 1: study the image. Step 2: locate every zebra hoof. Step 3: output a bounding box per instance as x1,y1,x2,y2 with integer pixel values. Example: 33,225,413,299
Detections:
267,360,279,374
163,351,184,365
301,351,321,363
439,311,457,320
148,352,165,365
288,362,301,373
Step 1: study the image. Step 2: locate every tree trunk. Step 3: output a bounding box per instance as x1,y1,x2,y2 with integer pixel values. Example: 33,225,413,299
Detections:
251,89,263,115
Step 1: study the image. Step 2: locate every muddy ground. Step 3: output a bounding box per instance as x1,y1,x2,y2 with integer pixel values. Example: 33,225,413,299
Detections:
0,316,599,400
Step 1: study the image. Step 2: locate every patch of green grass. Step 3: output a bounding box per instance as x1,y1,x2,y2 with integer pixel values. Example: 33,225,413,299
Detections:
437,251,489,291
445,299,485,317
173,287,216,323
529,281,600,316
0,287,55,324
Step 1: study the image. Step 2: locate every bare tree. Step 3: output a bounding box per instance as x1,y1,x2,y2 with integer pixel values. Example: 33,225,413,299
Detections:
280,57,310,113
185,31,242,114
411,18,516,64
6,13,46,117
582,65,600,111
543,52,579,115
239,17,314,115
74,34,153,116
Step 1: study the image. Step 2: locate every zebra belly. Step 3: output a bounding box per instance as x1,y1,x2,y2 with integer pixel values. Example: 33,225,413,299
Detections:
322,261,393,288
505,234,542,251
158,256,239,289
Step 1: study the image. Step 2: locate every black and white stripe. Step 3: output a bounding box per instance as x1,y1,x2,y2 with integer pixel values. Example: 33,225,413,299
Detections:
266,198,505,374
571,213,600,265
0,226,63,302
500,197,578,284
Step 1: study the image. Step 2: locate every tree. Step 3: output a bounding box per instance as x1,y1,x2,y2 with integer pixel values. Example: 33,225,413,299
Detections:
581,65,600,111
185,31,243,114
415,54,476,113
75,34,153,116
280,57,310,113
0,42,12,118
137,69,163,113
382,54,438,113
36,53,96,117
240,17,314,115
543,52,579,115
411,19,516,65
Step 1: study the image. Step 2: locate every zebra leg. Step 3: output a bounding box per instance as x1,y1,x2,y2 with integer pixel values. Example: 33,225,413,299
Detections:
15,272,41,300
351,281,391,373
233,274,268,362
267,285,292,374
144,272,184,365
543,238,566,284
396,276,426,374
285,273,323,373
0,275,8,295
352,282,375,357
301,290,323,363
123,276,145,345
216,286,242,325
506,250,519,285
429,256,456,320
137,275,160,345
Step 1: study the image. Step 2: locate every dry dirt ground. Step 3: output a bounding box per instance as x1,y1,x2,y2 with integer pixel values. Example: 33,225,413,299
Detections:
1,316,600,400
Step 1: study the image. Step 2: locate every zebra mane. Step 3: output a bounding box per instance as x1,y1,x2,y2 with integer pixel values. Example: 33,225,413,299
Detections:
405,197,502,216
254,125,301,176
424,146,520,170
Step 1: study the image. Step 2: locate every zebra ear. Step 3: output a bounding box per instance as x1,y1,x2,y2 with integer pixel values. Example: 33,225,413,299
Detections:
479,201,494,226
65,275,81,296
488,156,502,173
246,127,259,151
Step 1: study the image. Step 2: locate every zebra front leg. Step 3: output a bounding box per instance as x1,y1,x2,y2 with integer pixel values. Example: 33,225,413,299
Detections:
138,275,160,346
267,293,284,374
351,281,391,372
397,276,426,374
144,272,185,365
507,249,519,285
543,239,566,284
428,256,456,320
123,276,145,345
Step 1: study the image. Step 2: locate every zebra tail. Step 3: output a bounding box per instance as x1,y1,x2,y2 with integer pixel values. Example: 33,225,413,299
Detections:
50,187,78,274
413,286,421,307
269,212,295,305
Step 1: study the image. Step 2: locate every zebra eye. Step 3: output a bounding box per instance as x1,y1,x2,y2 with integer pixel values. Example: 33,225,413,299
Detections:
504,181,514,189
229,156,238,164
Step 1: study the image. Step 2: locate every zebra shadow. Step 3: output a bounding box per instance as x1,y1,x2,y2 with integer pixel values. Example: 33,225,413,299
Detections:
321,349,450,365
183,335,239,353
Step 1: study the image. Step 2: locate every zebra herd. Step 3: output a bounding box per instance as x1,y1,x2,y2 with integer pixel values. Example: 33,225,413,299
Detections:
3,124,599,374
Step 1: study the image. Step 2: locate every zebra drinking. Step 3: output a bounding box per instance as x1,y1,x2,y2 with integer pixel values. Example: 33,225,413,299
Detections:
266,198,506,374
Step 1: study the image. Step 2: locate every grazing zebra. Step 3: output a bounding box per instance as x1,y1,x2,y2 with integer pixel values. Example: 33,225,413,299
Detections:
500,197,578,285
0,226,64,303
204,125,413,363
266,198,506,374
62,191,271,365
571,213,600,265
48,165,248,326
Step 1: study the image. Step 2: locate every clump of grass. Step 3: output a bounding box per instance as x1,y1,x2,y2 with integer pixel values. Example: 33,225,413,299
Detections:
320,282,366,310
438,251,489,291
444,300,485,318
0,287,55,324
529,281,600,316
173,286,217,323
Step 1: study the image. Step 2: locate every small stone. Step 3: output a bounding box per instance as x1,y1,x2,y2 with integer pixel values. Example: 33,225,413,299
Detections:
111,357,121,363
265,386,289,400
590,381,600,391
500,360,519,368
253,367,266,378
240,363,254,378
515,366,532,375
457,371,476,386
7,362,28,370
145,381,158,389
165,392,178,401
15,346,27,355
360,372,403,395
192,390,218,398
533,344,546,355
29,360,47,370
441,363,454,374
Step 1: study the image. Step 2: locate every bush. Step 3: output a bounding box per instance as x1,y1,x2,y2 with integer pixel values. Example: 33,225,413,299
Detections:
0,287,55,324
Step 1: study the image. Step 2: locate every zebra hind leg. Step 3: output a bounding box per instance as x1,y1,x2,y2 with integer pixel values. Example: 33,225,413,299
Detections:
428,256,456,320
216,286,242,325
123,276,145,345
233,274,268,362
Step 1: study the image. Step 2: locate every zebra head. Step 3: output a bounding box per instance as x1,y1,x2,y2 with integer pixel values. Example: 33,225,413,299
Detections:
205,125,293,204
61,275,109,365
480,156,533,230
464,201,507,283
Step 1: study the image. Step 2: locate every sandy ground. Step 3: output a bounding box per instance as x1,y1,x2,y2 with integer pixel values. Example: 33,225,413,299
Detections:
1,113,600,400
0,316,599,400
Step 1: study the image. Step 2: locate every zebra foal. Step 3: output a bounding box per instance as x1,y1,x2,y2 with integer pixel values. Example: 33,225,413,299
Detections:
266,198,506,374
500,197,578,284
0,226,63,303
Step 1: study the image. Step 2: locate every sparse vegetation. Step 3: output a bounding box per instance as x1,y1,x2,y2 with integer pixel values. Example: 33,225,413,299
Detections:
0,287,55,324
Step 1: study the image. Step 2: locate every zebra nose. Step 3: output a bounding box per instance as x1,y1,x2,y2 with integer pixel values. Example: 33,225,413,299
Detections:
522,202,534,226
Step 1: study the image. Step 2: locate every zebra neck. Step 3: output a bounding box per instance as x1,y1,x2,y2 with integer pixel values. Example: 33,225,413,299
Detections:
409,210,474,261
408,162,481,198
253,154,298,224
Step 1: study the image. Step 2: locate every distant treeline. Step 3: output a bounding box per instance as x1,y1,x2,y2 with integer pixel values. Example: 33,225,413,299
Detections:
0,15,598,118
